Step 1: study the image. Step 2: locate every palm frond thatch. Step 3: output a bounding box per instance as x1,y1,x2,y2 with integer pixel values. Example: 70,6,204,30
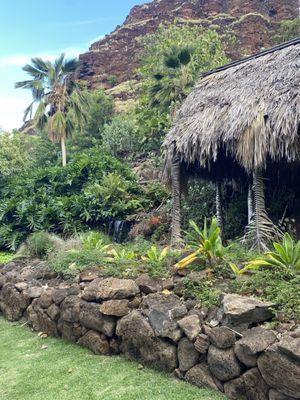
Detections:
163,39,300,177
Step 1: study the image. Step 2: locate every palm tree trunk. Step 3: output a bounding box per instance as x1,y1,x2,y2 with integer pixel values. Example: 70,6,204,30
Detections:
244,169,279,251
247,180,254,224
61,137,67,167
215,180,224,240
171,158,182,247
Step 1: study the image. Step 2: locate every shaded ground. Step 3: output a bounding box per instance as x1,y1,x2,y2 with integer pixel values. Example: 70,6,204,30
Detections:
0,318,224,400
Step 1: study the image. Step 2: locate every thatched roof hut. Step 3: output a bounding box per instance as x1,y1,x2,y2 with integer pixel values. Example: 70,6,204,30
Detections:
164,38,300,248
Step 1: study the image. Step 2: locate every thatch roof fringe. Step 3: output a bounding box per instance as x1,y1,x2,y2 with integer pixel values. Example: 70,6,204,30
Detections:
163,39,300,177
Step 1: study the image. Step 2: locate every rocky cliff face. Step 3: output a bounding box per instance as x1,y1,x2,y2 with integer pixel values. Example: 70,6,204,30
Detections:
79,0,299,89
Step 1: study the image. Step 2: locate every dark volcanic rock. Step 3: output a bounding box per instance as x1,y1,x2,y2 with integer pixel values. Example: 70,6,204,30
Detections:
99,277,140,300
116,311,177,372
60,295,81,323
234,327,277,367
206,326,236,349
207,345,241,382
218,294,275,330
277,336,300,362
79,301,116,337
268,389,296,400
78,330,110,355
0,283,31,321
194,334,210,354
257,343,300,398
79,0,299,89
178,337,200,372
224,368,269,400
185,363,222,392
99,299,130,317
135,273,162,294
178,315,201,341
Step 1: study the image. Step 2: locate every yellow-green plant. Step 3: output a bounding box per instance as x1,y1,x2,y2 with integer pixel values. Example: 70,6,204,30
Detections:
105,248,136,264
142,246,170,265
228,233,300,275
176,217,225,269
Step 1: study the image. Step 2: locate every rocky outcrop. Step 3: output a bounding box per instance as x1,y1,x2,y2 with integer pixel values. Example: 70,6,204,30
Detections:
0,258,299,400
79,0,299,89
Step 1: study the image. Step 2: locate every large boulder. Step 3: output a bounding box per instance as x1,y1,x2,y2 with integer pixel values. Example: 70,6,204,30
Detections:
178,315,201,342
99,299,130,317
185,363,222,392
79,301,116,337
234,327,277,367
277,336,300,363
135,273,162,294
60,295,81,323
269,389,296,400
208,345,241,382
206,326,236,349
26,302,58,337
57,319,83,342
178,337,200,372
96,277,139,300
257,343,300,398
39,288,54,308
224,368,268,400
116,311,177,372
143,293,187,342
52,284,80,305
218,294,274,331
78,330,110,355
0,283,31,321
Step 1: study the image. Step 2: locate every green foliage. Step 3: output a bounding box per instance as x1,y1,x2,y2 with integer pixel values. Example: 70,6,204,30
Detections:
0,252,14,264
0,132,34,180
135,24,228,147
15,55,88,165
0,148,143,250
70,89,114,150
80,231,111,250
101,114,138,156
235,266,300,320
176,217,226,269
246,233,300,272
273,18,300,44
183,277,221,308
23,231,63,259
107,74,118,86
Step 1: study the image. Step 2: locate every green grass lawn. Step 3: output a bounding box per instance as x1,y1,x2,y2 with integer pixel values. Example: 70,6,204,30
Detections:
0,252,14,264
0,318,224,400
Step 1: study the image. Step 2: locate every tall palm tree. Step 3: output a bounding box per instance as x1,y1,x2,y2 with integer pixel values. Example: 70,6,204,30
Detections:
15,54,86,166
149,45,196,115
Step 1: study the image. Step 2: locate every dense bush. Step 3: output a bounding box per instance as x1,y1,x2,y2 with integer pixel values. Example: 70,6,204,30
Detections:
0,148,145,250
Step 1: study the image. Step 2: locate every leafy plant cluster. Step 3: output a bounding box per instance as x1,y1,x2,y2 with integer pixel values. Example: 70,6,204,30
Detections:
20,230,174,279
0,148,149,250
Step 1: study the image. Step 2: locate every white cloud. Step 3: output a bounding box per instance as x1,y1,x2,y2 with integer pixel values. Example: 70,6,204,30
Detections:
0,47,84,68
0,93,32,131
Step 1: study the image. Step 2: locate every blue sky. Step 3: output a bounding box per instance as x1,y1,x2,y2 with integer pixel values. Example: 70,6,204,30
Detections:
0,0,146,131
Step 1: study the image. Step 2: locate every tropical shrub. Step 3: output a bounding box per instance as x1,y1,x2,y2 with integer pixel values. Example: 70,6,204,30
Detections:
22,231,64,259
0,148,144,250
246,233,300,272
176,217,226,269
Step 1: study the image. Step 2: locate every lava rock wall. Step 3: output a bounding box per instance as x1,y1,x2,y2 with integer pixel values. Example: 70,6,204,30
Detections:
0,259,299,400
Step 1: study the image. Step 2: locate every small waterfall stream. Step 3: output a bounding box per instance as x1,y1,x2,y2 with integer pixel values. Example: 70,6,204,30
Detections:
108,220,132,243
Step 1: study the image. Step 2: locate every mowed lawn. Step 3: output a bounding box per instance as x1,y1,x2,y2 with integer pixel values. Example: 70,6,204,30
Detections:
0,318,224,400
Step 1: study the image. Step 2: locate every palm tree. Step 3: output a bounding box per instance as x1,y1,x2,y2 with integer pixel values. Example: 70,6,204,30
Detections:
15,54,86,166
149,45,196,115
244,169,281,251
